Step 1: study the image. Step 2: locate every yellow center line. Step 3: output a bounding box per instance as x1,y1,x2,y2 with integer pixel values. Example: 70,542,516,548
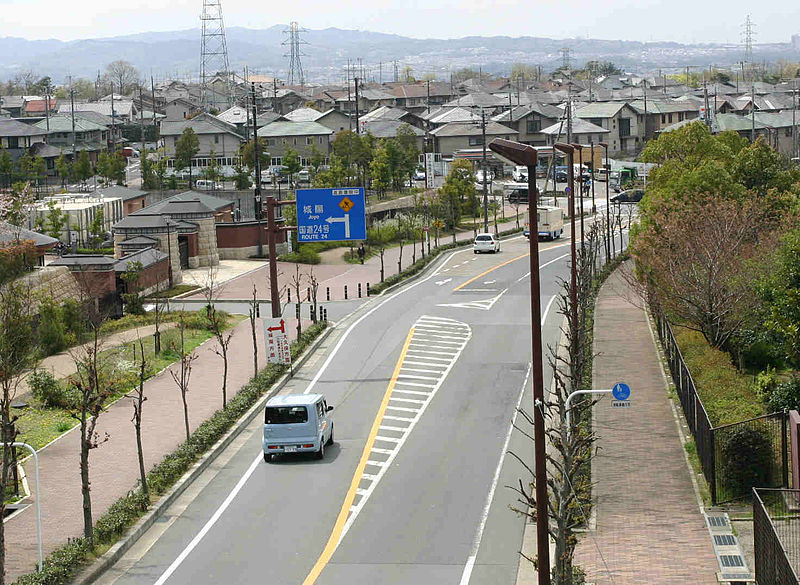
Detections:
301,327,416,585
452,240,572,292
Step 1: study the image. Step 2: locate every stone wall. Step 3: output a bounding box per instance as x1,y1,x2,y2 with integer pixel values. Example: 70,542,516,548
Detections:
18,266,81,312
195,216,219,267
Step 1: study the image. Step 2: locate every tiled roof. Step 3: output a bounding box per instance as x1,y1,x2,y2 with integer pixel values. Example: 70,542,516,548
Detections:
24,99,57,113
430,121,515,137
361,120,423,138
0,221,58,248
0,118,49,138
575,102,628,119
98,185,148,201
114,246,168,272
283,108,325,122
160,112,242,138
34,115,106,133
540,118,609,136
257,120,333,137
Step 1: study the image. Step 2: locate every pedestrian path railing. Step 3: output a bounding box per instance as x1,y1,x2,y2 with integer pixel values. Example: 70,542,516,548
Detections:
653,309,789,505
754,488,800,585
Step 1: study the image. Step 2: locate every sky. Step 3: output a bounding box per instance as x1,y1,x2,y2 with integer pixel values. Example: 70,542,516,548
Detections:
0,0,798,44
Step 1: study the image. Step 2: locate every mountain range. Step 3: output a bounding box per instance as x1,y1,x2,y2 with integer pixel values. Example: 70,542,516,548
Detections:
2,25,798,85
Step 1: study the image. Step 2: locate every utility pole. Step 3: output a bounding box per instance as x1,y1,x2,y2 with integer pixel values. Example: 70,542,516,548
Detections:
751,79,756,142
69,77,77,154
251,83,263,257
346,62,352,130
354,76,360,134
110,85,116,151
139,86,145,145
426,79,431,116
703,80,712,129
379,61,382,85
481,108,489,232
44,84,51,132
793,79,797,161
151,75,156,129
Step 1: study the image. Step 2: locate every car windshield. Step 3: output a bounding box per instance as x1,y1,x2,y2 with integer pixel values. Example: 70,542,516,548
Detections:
476,235,492,241
265,406,308,424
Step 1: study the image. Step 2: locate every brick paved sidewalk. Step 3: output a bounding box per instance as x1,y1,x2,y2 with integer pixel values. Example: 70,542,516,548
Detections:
4,319,270,581
573,268,718,584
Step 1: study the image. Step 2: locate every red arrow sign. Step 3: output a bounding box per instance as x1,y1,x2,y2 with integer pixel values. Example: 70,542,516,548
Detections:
267,319,286,333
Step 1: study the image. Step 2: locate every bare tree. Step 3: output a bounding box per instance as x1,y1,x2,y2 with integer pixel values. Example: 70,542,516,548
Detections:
248,284,259,377
68,306,113,547
289,264,305,340
104,60,140,95
204,265,234,408
169,313,198,442
150,281,167,354
0,282,36,585
128,332,149,500
308,266,320,323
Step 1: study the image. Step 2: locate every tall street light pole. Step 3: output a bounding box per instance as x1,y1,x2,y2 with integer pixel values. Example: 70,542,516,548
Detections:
570,142,584,246
599,142,610,260
481,108,489,232
488,138,550,585
251,83,263,257
554,143,578,348
590,141,596,214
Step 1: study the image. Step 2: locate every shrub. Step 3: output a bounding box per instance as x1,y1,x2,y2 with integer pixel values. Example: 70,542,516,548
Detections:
766,376,800,413
37,298,66,355
28,370,77,409
278,245,321,264
12,537,92,585
76,248,114,255
717,425,773,496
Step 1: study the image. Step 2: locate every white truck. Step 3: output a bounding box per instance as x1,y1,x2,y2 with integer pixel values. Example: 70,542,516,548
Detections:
524,205,564,240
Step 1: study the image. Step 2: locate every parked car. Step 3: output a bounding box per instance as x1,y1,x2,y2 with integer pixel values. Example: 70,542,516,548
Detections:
512,166,528,182
263,394,334,462
296,169,310,183
610,189,645,204
475,169,494,185
473,233,500,254
413,168,426,181
554,169,568,183
195,179,223,191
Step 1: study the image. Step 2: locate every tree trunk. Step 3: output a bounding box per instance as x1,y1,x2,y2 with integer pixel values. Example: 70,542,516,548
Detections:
134,412,148,500
80,416,94,545
250,312,258,376
181,389,190,442
380,249,385,282
1,397,13,585
412,237,416,264
221,348,228,408
398,241,404,274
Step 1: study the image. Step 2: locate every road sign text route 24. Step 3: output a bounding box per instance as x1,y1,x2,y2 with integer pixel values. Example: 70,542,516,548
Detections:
296,187,367,242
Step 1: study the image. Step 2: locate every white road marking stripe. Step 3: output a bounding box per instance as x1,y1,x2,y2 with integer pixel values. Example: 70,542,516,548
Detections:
397,373,439,380
409,342,464,351
394,381,437,388
379,425,408,432
366,460,386,467
383,415,416,423
392,389,431,396
356,488,369,495
389,397,426,404
406,348,458,356
404,352,452,361
410,335,465,344
415,316,461,323
371,447,394,455
386,405,419,413
362,473,378,481
375,435,402,443
401,367,446,374
402,360,448,368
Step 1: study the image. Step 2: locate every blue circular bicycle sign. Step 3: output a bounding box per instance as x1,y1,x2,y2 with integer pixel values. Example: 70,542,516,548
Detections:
612,382,631,401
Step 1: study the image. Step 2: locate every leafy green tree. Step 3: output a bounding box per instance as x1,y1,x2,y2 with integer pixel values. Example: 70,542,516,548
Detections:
761,228,800,366
88,208,105,248
233,162,252,190
729,136,799,197
438,159,476,236
312,155,348,188
202,150,222,185
395,125,420,186
370,144,392,197
283,147,302,187
238,138,270,172
332,130,366,185
121,260,145,315
308,143,326,175
140,148,158,189
174,127,200,186
0,149,13,188
55,152,73,187
74,150,93,183
45,201,68,240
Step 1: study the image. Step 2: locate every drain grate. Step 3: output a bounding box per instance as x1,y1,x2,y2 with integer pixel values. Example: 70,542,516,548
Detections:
707,515,728,528
720,554,745,568
714,534,737,546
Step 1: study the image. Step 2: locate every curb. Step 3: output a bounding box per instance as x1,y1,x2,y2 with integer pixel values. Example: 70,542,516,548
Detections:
73,323,335,585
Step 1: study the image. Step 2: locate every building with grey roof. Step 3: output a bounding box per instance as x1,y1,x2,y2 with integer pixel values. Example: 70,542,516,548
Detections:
430,121,516,157
257,120,333,167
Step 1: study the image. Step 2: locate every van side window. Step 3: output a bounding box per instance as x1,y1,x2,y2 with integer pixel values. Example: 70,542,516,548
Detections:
317,402,324,419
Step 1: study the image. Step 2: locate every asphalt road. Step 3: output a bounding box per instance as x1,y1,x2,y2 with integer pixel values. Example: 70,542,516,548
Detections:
97,227,611,585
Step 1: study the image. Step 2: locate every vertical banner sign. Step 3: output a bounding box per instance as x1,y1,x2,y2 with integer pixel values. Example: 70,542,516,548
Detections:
264,318,291,365
425,153,436,189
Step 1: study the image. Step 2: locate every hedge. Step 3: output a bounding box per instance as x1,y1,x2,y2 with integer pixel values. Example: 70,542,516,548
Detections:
13,322,328,585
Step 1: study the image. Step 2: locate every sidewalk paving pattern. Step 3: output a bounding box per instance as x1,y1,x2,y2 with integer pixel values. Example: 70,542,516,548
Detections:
4,319,268,581
573,270,718,584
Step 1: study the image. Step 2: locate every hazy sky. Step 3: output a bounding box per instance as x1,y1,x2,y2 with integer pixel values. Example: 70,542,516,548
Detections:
0,0,798,44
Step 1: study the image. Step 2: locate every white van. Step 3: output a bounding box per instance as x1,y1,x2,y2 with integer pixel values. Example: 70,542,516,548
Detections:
263,394,334,461
195,179,223,191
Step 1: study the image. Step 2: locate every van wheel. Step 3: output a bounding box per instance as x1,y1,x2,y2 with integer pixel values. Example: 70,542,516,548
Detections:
316,441,325,460
327,424,334,445
263,452,272,463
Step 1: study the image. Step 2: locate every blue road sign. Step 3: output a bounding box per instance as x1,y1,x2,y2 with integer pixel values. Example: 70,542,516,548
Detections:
296,187,367,243
612,382,631,401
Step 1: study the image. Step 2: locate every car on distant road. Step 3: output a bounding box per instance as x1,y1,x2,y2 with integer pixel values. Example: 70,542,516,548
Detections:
475,169,494,185
413,168,426,181
473,233,500,254
263,394,334,462
296,169,310,183
610,189,645,204
512,166,528,182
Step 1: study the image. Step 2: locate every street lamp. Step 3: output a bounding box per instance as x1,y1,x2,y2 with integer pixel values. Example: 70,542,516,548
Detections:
598,142,610,260
570,142,584,246
488,138,551,585
554,142,579,358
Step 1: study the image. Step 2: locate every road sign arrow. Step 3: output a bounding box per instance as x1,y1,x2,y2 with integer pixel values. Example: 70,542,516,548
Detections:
325,214,351,238
435,278,452,286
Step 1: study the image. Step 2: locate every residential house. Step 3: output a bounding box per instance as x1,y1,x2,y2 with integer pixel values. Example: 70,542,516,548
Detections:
23,98,58,117
429,121,516,157
360,106,425,131
0,96,25,117
283,108,351,134
257,120,333,167
217,106,250,134
58,100,137,124
491,102,562,146
424,106,480,128
164,98,201,122
574,102,642,155
160,112,245,174
0,119,48,161
360,120,425,150
540,118,609,146
384,82,455,112
0,221,58,266
32,114,111,171
443,92,507,113
628,99,700,139
753,111,798,156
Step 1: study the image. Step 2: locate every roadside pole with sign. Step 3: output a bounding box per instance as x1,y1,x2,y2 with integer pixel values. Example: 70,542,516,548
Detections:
425,152,436,190
264,317,292,367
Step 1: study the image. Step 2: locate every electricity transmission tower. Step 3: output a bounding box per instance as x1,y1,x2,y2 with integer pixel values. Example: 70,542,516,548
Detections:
742,14,756,81
283,21,308,87
200,0,232,110
560,47,572,72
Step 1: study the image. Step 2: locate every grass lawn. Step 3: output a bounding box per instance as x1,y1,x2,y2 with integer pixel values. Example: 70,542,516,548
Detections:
15,314,244,451
145,284,200,299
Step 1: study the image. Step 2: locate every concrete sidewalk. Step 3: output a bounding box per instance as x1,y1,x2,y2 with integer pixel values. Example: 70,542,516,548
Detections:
573,268,718,584
4,318,273,581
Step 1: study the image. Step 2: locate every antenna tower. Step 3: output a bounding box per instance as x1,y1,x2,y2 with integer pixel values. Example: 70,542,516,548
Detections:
283,22,308,87
200,0,232,110
560,47,572,72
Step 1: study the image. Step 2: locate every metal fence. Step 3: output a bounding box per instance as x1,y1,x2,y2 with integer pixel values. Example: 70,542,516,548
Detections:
754,488,800,585
653,310,789,504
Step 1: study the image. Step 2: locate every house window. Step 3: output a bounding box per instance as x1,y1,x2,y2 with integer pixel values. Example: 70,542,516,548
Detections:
526,119,541,133
668,113,673,123
270,157,282,166
590,118,603,127
306,137,313,145
319,136,324,144
678,113,684,121
469,136,484,146
619,118,631,137
265,138,275,146
214,135,219,144
661,114,666,124
293,138,297,145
